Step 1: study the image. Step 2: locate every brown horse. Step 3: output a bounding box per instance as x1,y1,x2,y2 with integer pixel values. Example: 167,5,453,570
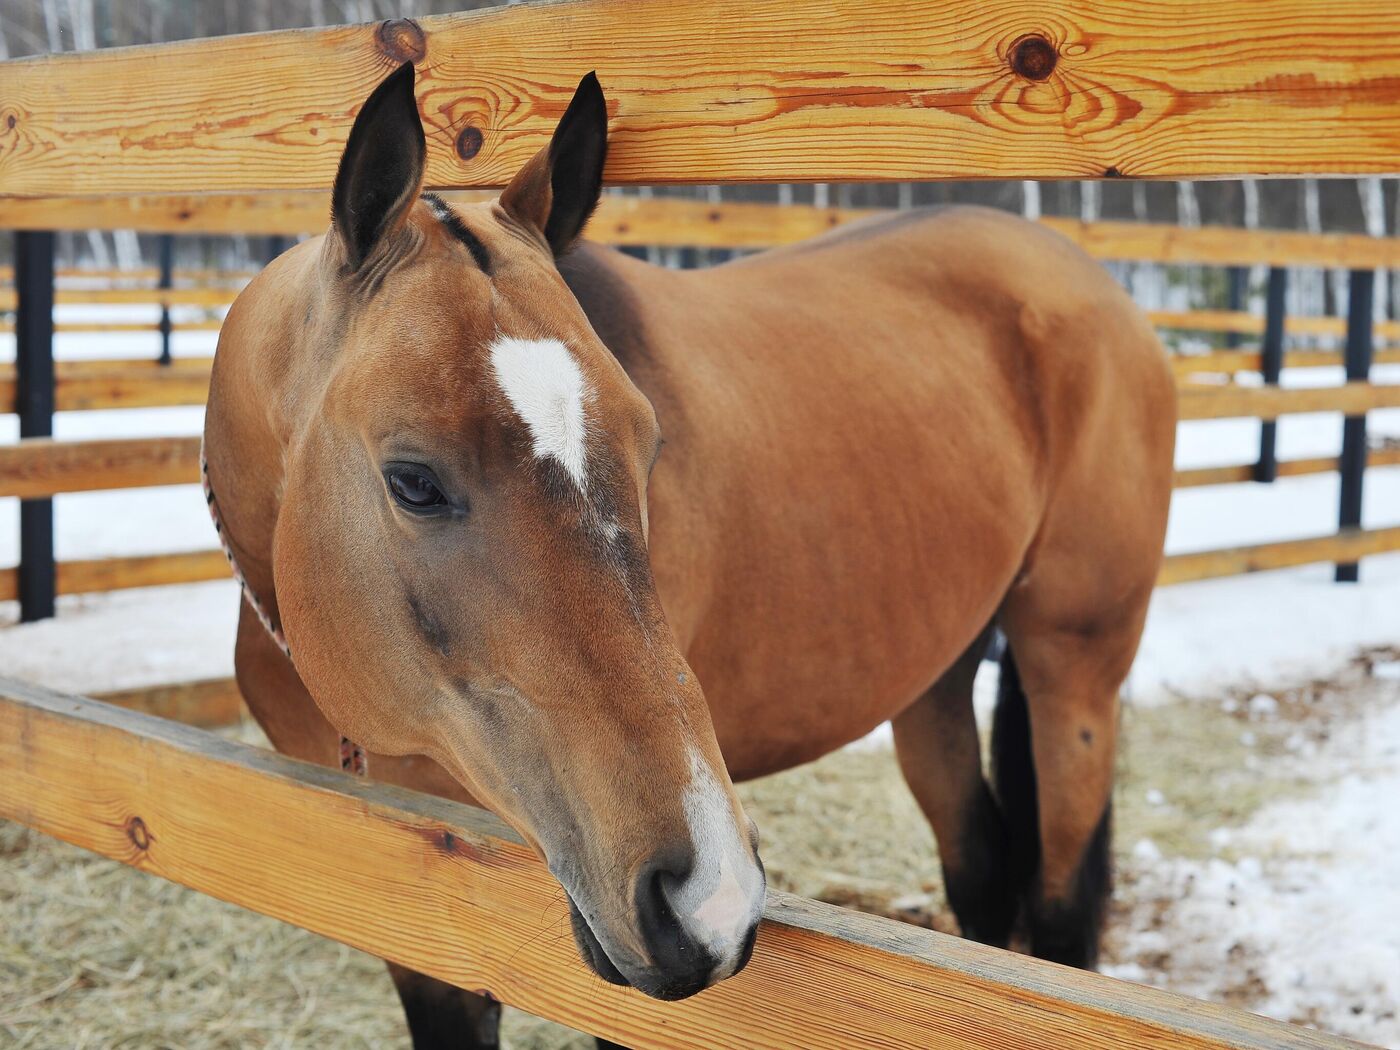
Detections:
204,63,1175,1047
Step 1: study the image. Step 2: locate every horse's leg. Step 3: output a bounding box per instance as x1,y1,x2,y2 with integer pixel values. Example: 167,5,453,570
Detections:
385,963,501,1049
891,628,1020,946
996,602,1145,969
233,609,506,1048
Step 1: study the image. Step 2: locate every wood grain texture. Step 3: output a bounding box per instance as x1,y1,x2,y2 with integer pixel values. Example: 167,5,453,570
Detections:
0,680,1358,1050
5,0,1400,198
0,359,214,412
93,677,244,728
0,436,200,498
1160,526,1400,585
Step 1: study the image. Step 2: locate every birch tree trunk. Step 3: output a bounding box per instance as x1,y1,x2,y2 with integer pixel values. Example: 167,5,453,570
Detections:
1358,177,1388,327
1021,181,1040,220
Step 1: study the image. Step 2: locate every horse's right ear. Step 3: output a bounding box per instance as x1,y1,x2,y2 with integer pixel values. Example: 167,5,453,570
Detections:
332,62,426,271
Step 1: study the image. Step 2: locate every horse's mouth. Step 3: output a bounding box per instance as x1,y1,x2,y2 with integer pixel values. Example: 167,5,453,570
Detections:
563,895,715,1002
565,897,631,987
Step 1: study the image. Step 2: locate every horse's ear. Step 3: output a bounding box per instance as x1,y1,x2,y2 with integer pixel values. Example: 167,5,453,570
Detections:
500,72,608,257
332,62,426,271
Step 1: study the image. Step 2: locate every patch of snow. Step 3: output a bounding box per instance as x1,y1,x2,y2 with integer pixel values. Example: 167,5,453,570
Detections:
1111,695,1400,1047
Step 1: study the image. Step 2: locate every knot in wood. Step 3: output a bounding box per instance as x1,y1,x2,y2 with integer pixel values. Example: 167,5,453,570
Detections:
376,18,426,64
125,815,152,851
1010,35,1058,81
455,125,485,161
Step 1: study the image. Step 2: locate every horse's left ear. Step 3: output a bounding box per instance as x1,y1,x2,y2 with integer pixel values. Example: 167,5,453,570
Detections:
500,72,608,257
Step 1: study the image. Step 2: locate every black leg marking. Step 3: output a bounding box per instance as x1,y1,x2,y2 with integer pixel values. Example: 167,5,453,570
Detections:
941,781,1019,947
990,649,1040,905
389,963,501,1050
1029,804,1112,969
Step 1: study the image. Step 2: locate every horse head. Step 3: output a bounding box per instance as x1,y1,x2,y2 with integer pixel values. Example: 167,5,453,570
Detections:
218,63,764,1000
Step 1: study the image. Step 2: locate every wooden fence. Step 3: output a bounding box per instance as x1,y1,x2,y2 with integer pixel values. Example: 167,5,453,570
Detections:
0,676,1365,1049
4,1,1400,1042
4,199,1400,616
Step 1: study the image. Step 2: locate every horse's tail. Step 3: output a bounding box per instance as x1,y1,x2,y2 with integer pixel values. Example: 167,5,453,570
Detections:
990,646,1040,904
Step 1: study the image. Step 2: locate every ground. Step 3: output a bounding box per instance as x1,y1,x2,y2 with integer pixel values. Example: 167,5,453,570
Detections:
3,631,1399,1047
1,322,1400,1046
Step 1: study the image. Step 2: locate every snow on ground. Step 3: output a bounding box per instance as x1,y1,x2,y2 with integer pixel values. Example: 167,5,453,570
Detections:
1105,666,1400,1047
2,319,1400,1043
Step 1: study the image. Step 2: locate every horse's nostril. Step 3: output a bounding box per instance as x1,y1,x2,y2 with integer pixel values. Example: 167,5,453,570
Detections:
631,849,717,997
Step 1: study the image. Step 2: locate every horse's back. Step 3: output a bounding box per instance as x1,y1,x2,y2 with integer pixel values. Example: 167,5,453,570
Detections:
563,210,1174,776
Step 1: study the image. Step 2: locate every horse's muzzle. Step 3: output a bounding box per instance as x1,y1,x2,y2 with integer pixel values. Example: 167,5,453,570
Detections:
564,849,764,1001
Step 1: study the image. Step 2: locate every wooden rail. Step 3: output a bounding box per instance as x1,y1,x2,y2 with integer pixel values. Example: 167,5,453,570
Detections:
1174,448,1400,489
0,266,256,284
1159,527,1400,586
7,193,1400,272
0,550,230,603
1177,382,1400,421
5,0,1400,199
0,679,1357,1050
92,676,245,728
0,435,201,498
1151,309,1400,343
0,286,236,309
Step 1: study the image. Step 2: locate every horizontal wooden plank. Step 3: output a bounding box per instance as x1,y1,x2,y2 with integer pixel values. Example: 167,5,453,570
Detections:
1160,526,1400,585
1172,348,1400,376
6,0,1400,199
0,435,201,498
1151,309,1400,342
0,359,214,412
0,321,225,335
6,190,1400,274
0,679,1349,1050
0,549,229,602
92,677,244,728
1039,217,1400,271
1172,448,1400,488
1177,382,1400,421
0,286,235,309
0,266,256,284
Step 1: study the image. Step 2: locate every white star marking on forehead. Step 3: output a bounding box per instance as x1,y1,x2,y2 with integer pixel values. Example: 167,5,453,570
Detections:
488,335,591,490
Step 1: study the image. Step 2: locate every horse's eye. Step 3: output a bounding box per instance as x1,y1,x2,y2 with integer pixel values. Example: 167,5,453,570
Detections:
385,467,448,512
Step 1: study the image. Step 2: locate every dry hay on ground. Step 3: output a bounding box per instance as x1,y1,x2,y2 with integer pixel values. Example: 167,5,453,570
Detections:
3,654,1394,1048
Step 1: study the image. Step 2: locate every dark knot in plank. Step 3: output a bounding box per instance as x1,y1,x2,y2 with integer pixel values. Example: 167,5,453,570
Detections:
1009,35,1058,81
376,18,426,64
125,815,152,851
456,125,485,161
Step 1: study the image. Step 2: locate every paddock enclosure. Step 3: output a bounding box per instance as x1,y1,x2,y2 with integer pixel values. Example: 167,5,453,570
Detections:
3,1,1400,1046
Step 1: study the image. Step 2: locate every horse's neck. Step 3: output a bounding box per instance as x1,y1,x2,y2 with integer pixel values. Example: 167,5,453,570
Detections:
559,242,696,427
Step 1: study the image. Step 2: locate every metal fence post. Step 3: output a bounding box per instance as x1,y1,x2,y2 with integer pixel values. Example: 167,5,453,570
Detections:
15,231,57,621
1336,268,1375,582
157,233,174,365
1254,267,1288,483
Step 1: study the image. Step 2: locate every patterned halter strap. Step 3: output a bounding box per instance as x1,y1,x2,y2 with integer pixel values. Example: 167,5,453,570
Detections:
200,443,368,777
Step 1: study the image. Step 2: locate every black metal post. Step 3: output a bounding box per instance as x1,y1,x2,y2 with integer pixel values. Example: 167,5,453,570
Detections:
266,235,289,263
1254,267,1288,483
157,233,174,365
1225,266,1247,350
1337,269,1375,583
15,231,57,621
